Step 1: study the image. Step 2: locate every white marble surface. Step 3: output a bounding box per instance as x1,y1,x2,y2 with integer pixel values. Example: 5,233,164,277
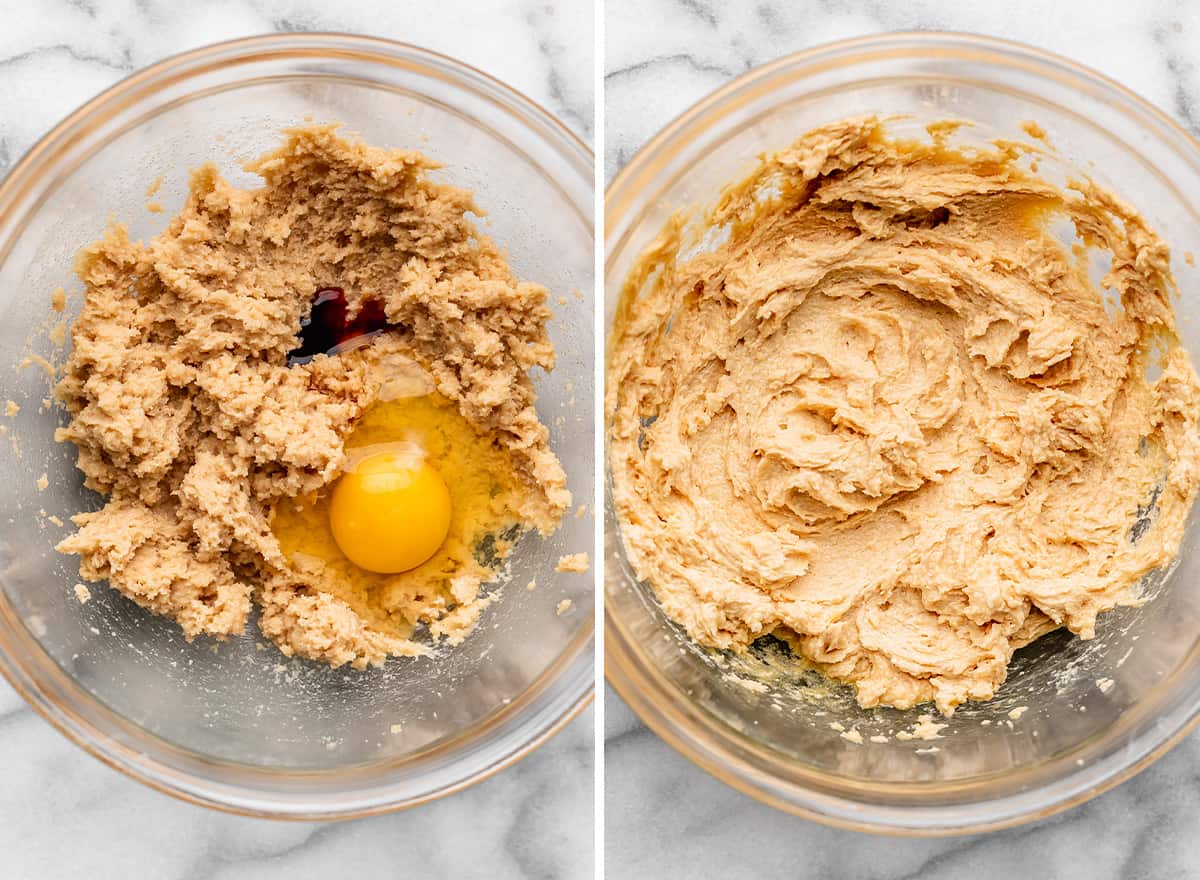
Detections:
606,0,1200,180
604,1,1200,877
606,684,1200,879
0,1,594,878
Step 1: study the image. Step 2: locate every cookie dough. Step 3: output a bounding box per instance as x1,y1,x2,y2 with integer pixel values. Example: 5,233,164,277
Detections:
608,117,1200,714
57,125,569,667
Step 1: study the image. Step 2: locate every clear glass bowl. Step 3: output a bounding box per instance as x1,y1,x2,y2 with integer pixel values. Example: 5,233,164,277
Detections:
0,34,594,818
605,32,1200,834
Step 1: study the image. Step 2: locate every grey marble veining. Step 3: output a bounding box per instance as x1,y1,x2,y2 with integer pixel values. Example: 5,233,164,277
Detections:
606,685,1198,880
0,1,593,878
4,684,592,879
605,0,1200,180
0,0,594,179
604,1,1200,877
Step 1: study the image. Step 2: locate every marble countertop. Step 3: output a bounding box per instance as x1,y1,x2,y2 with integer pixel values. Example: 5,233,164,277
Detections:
604,1,1200,878
606,684,1200,879
605,0,1200,180
0,1,593,878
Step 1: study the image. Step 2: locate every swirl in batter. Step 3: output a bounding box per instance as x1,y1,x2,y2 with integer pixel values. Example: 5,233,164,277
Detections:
608,118,1200,714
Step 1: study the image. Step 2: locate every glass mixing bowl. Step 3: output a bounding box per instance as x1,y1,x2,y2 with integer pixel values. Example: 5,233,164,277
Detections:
605,32,1200,834
0,34,594,818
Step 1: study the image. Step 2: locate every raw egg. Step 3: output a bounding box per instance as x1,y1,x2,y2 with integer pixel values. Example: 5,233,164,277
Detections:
272,394,531,633
329,445,452,573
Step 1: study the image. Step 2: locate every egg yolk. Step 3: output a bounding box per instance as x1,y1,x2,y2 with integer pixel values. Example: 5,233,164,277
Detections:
328,451,452,574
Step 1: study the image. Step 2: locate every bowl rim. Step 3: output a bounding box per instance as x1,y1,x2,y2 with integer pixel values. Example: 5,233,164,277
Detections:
604,29,1200,836
0,31,595,820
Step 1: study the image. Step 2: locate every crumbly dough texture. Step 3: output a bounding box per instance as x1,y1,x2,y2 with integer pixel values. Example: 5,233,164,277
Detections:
608,117,1200,714
57,125,569,667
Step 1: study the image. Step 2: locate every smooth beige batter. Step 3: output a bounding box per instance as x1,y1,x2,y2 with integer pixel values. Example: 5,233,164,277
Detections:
608,117,1200,714
56,125,569,667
